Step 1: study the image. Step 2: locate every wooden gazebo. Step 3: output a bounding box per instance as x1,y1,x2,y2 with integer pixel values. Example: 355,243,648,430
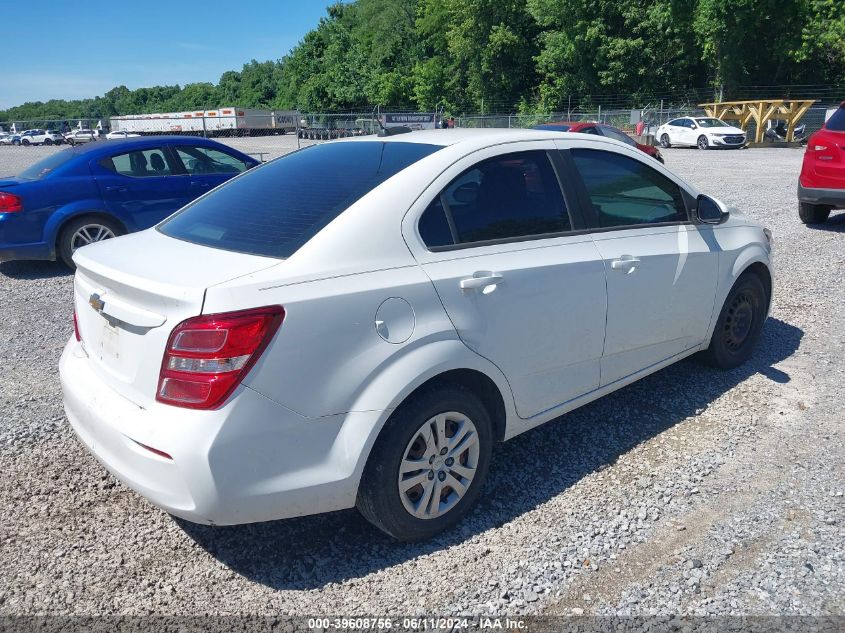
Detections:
697,99,816,143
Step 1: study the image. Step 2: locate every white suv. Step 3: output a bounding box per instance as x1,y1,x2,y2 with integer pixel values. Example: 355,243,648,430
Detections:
18,129,64,145
60,129,773,541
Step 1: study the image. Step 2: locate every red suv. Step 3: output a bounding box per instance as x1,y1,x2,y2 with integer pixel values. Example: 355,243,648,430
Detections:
798,101,845,223
533,122,664,163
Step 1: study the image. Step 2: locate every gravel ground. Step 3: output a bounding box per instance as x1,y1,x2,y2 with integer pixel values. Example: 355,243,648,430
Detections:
0,141,843,618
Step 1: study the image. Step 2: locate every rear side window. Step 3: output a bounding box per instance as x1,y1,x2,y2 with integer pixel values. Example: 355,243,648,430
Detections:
419,150,571,248
826,107,845,131
100,148,174,177
159,142,442,258
571,148,687,228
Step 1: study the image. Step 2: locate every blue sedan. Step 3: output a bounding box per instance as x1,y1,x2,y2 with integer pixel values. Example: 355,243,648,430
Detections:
0,136,260,267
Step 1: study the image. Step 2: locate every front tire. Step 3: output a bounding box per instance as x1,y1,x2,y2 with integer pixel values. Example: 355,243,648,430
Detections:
660,133,671,148
21,139,30,146
701,273,768,369
697,135,709,150
357,383,493,541
58,216,125,269
798,201,831,224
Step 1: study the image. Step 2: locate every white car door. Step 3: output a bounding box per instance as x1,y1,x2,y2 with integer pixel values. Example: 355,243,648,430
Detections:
680,118,699,146
403,142,608,419
662,120,680,145
564,143,719,386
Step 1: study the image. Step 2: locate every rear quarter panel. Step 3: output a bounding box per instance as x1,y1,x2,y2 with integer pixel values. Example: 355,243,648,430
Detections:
205,265,515,419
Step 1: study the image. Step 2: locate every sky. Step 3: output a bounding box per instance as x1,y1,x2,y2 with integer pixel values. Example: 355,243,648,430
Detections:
0,1,338,109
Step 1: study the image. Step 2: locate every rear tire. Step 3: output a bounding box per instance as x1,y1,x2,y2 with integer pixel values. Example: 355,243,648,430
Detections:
356,382,493,542
697,135,709,150
700,273,768,369
798,201,831,224
58,216,125,269
660,133,671,148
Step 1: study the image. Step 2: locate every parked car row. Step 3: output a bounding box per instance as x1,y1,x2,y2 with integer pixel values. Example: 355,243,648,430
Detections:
0,129,141,146
6,111,843,541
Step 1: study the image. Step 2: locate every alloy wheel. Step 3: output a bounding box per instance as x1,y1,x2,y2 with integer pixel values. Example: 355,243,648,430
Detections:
397,411,480,520
70,223,116,252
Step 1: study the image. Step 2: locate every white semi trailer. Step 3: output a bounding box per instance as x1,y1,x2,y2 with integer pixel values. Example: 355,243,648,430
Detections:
109,108,298,135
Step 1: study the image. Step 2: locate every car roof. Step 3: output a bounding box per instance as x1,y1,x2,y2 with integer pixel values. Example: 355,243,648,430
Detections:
533,121,599,128
340,127,601,148
61,135,249,159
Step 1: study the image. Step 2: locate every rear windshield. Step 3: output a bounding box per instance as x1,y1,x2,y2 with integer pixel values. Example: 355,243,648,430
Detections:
18,150,75,180
826,107,845,131
158,141,442,258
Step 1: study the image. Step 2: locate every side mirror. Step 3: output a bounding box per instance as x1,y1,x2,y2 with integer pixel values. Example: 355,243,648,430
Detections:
695,194,729,224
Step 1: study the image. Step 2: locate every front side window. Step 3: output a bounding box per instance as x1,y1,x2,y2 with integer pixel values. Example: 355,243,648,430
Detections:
419,150,571,248
571,148,687,228
100,148,174,177
175,146,250,174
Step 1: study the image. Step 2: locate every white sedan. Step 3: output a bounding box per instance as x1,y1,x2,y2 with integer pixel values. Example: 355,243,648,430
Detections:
60,129,773,541
656,117,747,150
105,130,140,139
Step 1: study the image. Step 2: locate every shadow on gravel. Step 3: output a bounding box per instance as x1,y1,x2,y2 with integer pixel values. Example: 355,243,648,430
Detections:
0,260,72,280
178,316,803,591
804,212,845,233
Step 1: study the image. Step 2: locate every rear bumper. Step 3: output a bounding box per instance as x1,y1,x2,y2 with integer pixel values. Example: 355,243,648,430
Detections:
60,337,376,525
0,240,53,261
798,182,845,208
0,213,54,261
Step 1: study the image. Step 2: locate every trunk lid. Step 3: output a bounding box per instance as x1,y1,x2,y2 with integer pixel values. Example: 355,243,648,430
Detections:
72,228,282,408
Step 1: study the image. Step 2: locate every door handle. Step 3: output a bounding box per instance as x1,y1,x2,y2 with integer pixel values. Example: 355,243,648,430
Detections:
190,181,211,188
610,255,641,273
460,272,504,291
105,185,127,193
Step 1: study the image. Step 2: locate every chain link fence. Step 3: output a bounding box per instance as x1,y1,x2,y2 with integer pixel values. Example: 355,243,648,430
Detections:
1,85,841,147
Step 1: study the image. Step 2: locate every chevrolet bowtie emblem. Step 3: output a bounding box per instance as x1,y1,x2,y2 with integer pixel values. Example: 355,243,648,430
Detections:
89,293,105,313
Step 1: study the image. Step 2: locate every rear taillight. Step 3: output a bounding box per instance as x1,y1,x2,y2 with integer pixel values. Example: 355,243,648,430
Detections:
0,191,22,213
73,310,81,342
156,305,284,410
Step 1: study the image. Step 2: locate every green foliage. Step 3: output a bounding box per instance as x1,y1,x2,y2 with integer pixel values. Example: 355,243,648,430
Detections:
1,0,843,122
